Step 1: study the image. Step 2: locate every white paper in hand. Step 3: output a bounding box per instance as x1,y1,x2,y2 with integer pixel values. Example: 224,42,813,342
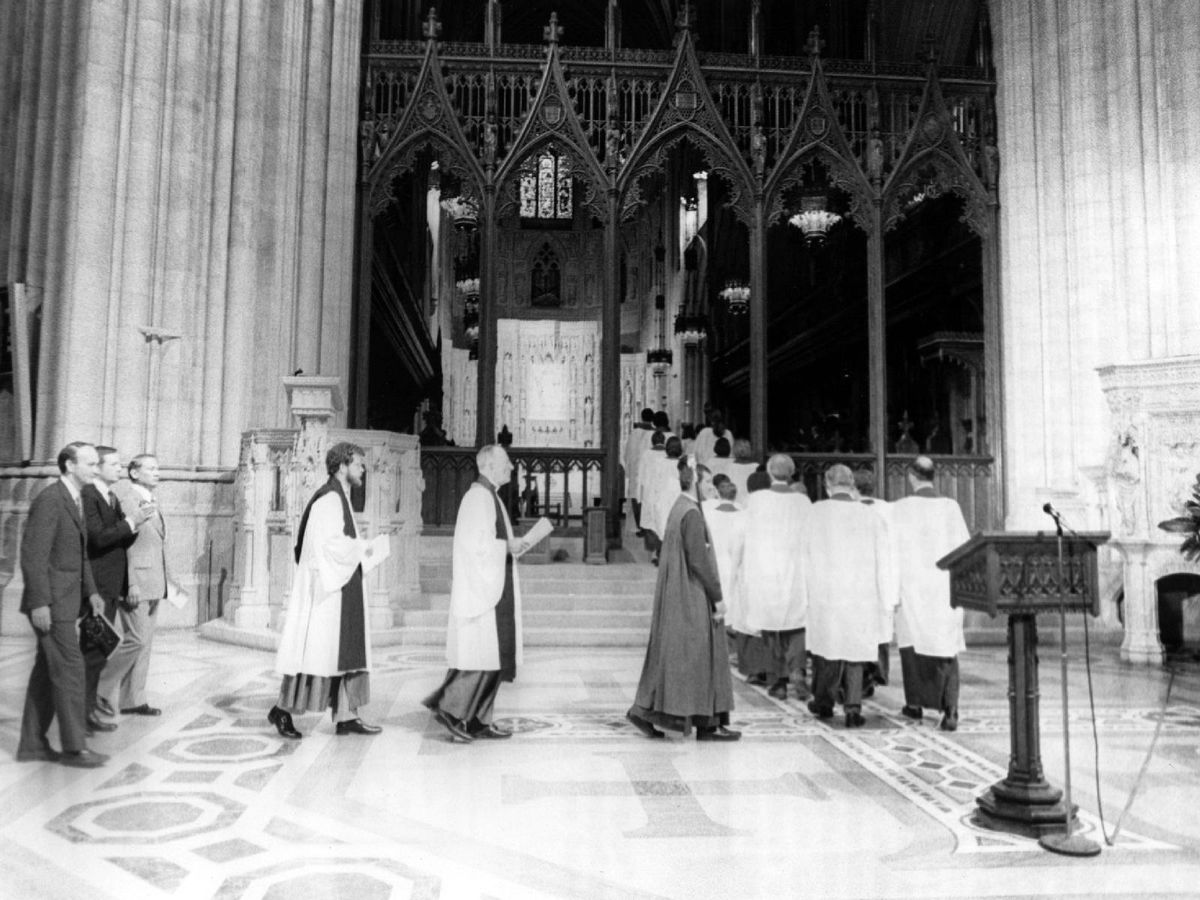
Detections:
165,582,190,610
362,534,391,574
517,517,554,556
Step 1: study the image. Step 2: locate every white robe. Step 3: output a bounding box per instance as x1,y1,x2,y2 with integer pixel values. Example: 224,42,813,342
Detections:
447,482,525,671
703,499,749,632
861,498,898,646
888,493,971,657
623,426,653,499
725,461,759,508
642,452,683,538
741,486,812,631
275,492,371,677
693,427,734,465
802,495,896,662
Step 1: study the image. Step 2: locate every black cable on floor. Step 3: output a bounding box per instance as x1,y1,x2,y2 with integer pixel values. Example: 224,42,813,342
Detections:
1081,607,1176,847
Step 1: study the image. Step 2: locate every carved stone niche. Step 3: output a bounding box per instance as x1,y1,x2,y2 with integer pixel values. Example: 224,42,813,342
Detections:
1099,356,1200,664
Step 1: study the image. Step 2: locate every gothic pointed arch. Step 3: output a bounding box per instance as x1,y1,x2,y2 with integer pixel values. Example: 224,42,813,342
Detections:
881,57,990,236
766,52,874,231
618,25,754,225
365,33,484,216
495,40,610,223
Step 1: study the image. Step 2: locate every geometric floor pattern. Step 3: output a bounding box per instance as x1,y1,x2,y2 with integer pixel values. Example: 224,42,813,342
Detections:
2,632,1200,899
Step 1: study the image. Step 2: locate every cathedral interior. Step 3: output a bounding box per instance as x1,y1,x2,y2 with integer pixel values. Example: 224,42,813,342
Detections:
3,1,1200,897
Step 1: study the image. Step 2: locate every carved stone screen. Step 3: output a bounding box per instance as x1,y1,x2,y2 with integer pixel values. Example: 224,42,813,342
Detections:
496,318,600,448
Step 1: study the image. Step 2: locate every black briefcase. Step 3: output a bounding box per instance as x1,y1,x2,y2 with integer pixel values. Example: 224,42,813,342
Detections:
79,612,120,657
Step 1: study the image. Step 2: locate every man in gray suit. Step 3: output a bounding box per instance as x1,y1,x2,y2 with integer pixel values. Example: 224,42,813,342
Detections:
99,453,174,717
17,442,109,767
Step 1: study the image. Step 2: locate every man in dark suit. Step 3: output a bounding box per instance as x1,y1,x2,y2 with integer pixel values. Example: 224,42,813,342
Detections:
17,441,109,767
82,446,152,730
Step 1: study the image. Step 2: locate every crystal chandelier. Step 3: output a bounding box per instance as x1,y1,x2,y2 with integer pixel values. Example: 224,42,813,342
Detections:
719,280,750,316
646,241,672,374
440,195,479,231
674,311,708,345
788,194,841,246
456,277,479,297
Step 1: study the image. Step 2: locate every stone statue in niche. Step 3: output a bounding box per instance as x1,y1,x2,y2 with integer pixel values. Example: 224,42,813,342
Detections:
1111,428,1142,536
866,128,884,183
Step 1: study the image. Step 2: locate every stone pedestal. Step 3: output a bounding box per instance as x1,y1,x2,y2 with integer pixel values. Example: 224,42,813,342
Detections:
1099,356,1200,665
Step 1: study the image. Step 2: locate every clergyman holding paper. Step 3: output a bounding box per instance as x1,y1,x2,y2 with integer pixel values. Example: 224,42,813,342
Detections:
268,442,388,740
424,444,546,742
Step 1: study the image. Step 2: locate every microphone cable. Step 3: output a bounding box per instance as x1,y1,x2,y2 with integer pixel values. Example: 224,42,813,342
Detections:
1080,586,1176,848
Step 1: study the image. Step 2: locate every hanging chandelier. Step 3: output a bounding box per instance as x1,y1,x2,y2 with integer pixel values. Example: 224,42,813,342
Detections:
719,280,750,316
440,195,479,231
456,277,479,297
646,290,673,374
674,311,709,344
788,194,841,246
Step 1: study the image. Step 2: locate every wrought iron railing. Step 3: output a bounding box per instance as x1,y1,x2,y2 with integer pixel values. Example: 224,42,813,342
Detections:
420,447,606,533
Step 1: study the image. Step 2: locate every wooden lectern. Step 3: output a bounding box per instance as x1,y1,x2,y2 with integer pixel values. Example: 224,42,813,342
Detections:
937,530,1109,838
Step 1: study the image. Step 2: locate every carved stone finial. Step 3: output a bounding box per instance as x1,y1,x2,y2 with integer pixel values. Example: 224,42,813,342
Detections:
543,11,563,46
805,26,825,58
422,7,442,41
675,2,697,34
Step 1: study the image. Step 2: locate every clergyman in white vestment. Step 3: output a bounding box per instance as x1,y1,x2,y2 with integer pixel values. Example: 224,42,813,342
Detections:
270,442,382,739
889,456,971,731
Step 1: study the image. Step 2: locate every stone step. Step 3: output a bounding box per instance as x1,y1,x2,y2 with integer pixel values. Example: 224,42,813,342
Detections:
403,608,651,629
419,592,652,612
400,625,649,648
420,574,657,597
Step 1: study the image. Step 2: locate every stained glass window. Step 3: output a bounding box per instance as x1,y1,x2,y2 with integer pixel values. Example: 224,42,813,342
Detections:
520,151,572,221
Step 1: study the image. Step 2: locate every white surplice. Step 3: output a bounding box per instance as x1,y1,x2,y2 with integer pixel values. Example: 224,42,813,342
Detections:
888,492,971,657
703,499,749,632
275,492,371,677
741,486,812,632
802,495,896,662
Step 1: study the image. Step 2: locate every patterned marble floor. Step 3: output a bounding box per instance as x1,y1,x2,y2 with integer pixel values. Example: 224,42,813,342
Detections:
2,631,1200,899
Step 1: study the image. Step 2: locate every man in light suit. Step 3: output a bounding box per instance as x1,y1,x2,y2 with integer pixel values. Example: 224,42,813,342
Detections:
100,453,173,717
82,446,153,729
17,442,109,767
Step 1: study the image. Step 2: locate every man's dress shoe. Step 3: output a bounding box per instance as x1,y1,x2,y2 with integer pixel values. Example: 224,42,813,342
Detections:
845,711,866,728
767,682,788,700
94,697,116,718
807,700,834,720
940,709,959,732
268,705,302,739
121,704,162,716
16,746,61,763
900,705,924,721
696,725,742,741
87,716,117,734
335,719,382,736
746,673,769,686
626,711,665,739
60,749,108,768
472,724,513,740
434,710,474,743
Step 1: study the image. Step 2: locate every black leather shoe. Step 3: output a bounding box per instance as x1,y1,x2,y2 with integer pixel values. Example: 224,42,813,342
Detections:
940,709,959,732
696,725,742,741
121,704,162,716
268,705,302,739
845,711,866,728
87,716,117,733
434,709,474,742
335,719,382,736
747,673,768,686
626,710,665,739
473,724,512,740
95,697,116,717
807,700,834,720
900,705,924,721
60,749,108,768
767,681,788,700
16,746,60,762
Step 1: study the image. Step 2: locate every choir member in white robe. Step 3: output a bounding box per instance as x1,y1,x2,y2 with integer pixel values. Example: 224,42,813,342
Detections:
802,464,895,728
271,443,381,739
643,437,686,560
741,454,812,700
704,476,748,642
693,411,733,466
888,456,971,731
725,439,759,509
424,445,527,742
623,409,656,535
855,470,896,695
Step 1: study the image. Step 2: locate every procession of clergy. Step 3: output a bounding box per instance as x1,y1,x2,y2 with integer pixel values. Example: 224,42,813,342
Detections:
268,429,970,744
